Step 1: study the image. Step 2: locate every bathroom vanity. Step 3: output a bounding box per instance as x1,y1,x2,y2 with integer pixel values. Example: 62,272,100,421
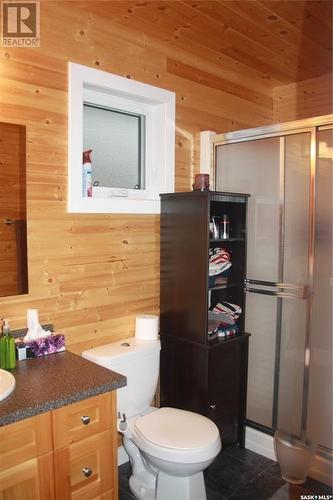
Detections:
0,351,126,499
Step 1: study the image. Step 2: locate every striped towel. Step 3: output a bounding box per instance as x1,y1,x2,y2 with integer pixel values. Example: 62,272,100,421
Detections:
209,247,232,277
211,301,242,325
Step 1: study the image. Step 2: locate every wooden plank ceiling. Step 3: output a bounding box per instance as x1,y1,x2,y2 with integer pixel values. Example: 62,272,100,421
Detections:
78,0,332,88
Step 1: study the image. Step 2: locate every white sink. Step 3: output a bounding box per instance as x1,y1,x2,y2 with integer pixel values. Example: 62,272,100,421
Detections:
0,369,15,401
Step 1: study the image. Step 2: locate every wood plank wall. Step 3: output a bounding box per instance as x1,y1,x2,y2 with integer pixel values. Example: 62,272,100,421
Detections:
273,73,333,123
0,1,328,353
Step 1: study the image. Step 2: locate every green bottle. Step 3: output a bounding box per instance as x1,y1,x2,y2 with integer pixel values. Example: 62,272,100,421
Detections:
0,319,16,370
0,320,6,369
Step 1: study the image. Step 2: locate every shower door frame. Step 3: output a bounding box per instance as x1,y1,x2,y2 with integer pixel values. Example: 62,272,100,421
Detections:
211,114,333,440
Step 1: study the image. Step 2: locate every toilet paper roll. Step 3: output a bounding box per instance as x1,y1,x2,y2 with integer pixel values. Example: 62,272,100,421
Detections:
135,315,159,341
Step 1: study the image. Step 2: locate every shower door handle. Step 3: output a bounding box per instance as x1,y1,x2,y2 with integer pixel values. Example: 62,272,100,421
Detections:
244,279,309,299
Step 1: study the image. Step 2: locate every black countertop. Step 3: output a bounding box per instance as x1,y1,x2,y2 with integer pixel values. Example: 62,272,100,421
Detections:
0,351,126,427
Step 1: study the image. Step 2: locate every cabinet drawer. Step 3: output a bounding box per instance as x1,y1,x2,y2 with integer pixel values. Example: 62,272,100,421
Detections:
92,490,114,500
52,393,112,449
54,430,114,500
0,413,52,472
93,490,116,500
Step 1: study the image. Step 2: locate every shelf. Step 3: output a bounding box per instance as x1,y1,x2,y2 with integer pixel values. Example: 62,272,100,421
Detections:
207,332,250,346
209,282,243,291
209,237,245,243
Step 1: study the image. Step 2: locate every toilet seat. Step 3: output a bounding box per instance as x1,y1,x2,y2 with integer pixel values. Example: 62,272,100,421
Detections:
132,407,221,463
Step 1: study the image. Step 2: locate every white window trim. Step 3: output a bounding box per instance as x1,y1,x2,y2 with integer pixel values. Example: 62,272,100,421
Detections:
68,62,175,213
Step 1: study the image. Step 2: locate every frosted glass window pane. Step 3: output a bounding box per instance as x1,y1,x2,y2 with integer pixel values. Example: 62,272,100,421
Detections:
307,128,333,449
83,104,144,189
277,299,307,437
216,138,280,281
246,293,277,427
283,133,311,286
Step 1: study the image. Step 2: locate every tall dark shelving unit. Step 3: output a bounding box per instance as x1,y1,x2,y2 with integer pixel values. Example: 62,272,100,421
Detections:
159,191,250,447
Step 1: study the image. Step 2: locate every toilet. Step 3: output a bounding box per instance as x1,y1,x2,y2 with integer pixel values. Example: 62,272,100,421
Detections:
82,338,221,500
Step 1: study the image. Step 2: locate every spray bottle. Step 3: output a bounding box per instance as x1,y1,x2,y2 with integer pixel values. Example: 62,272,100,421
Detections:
82,149,93,198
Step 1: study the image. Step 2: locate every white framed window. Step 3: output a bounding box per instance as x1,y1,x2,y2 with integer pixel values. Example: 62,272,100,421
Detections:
68,62,175,213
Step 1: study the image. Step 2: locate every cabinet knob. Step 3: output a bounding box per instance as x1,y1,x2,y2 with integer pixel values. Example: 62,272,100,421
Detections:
4,218,14,225
81,415,91,425
82,466,93,477
209,404,216,410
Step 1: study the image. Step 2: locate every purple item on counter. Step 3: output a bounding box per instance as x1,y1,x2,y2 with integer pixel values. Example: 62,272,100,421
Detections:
25,334,65,357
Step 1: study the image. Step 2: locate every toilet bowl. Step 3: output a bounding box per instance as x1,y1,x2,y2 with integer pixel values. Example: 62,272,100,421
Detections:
82,337,221,500
122,407,221,500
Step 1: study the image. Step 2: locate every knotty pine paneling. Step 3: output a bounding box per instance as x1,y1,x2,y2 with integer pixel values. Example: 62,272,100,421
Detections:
0,1,274,353
273,74,333,123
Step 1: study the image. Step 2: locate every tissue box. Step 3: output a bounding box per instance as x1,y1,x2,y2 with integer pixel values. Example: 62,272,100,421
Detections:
16,333,65,360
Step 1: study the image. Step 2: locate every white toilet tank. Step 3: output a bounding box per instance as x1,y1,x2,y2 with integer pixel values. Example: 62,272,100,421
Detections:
82,338,160,418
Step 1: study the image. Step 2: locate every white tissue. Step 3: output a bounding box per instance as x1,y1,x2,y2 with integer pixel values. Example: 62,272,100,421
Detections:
135,314,159,341
23,309,51,342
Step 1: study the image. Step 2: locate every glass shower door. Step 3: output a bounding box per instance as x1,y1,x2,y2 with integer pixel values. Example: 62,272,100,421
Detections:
216,136,281,428
215,131,312,434
276,132,311,438
307,127,333,452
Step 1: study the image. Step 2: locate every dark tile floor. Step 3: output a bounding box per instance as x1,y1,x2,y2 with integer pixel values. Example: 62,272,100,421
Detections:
119,446,332,500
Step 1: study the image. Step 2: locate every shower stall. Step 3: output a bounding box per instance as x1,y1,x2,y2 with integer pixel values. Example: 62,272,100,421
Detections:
211,115,332,479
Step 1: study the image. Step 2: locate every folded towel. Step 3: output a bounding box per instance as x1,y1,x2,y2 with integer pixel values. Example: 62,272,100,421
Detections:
213,301,241,316
209,248,232,277
210,301,242,325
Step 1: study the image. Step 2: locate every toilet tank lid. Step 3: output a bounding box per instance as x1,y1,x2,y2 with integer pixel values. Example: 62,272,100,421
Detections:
82,337,160,364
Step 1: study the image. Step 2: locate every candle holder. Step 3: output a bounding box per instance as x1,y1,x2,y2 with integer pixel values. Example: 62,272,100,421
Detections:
193,174,210,191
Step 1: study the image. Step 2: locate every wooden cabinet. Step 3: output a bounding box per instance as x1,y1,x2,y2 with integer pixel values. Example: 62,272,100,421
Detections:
160,191,250,447
0,392,118,500
53,393,117,500
0,413,55,500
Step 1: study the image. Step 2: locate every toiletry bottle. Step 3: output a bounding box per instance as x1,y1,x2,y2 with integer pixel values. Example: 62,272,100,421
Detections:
0,320,5,368
220,214,230,240
0,320,16,370
212,216,221,239
82,149,93,198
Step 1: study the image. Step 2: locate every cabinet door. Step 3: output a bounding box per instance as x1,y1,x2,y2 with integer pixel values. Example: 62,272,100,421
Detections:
160,193,209,343
0,453,54,500
54,430,114,500
160,335,209,414
0,413,52,471
208,338,248,446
